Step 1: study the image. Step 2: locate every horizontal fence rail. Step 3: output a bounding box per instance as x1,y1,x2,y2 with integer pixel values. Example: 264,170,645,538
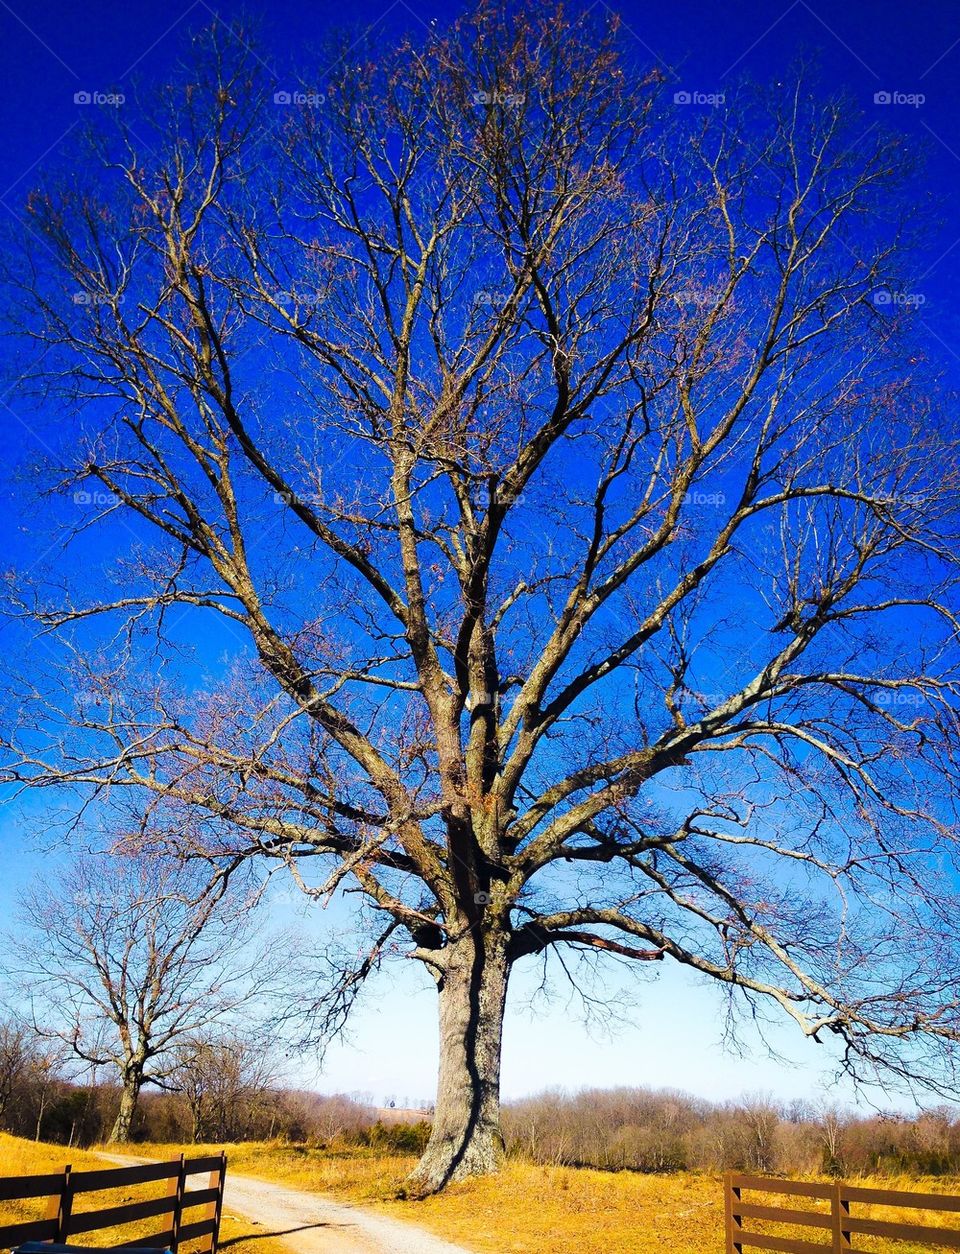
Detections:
0,1154,226,1254
725,1171,960,1252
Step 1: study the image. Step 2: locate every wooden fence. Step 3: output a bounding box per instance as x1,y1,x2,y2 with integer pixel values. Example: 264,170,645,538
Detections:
725,1171,960,1251
0,1154,226,1253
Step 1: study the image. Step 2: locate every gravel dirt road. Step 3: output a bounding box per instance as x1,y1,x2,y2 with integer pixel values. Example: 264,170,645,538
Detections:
95,1152,475,1254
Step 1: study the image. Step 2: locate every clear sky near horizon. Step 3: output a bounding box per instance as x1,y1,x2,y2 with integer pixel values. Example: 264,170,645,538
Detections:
1,0,959,1113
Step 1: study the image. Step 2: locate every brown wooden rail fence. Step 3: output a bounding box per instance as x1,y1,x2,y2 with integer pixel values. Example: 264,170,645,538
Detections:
724,1171,960,1252
0,1154,226,1254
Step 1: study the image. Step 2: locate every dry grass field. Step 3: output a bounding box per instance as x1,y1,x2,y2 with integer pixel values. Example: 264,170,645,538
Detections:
101,1140,724,1253
128,1140,960,1253
5,1134,960,1252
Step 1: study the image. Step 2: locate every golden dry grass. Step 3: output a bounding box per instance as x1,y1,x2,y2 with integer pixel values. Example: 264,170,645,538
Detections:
1,1129,104,1176
105,1142,722,1253
8,1135,960,1253
0,1133,286,1254
131,1140,960,1254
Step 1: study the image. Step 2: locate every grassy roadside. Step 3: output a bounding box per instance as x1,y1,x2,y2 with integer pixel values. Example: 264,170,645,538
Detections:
127,1140,960,1254
114,1141,726,1253
0,1133,287,1254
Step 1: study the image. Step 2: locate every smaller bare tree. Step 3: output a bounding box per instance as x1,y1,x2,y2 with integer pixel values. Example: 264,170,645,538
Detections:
0,1014,71,1139
815,1101,847,1174
171,1033,275,1142
0,1017,33,1126
28,1044,69,1142
10,851,275,1141
738,1094,783,1174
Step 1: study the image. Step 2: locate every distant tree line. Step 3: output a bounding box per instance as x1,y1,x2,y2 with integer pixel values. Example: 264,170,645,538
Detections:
3,1025,959,1182
503,1089,960,1178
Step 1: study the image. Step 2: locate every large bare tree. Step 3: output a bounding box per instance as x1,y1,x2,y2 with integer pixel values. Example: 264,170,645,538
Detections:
4,3,960,1192
10,853,271,1141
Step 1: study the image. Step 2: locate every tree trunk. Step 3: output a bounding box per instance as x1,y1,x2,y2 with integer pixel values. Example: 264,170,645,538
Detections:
110,1070,142,1142
34,1092,47,1141
405,932,510,1197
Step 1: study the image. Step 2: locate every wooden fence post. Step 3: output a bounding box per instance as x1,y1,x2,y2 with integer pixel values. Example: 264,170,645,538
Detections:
831,1179,852,1252
210,1151,226,1254
43,1167,64,1241
47,1164,73,1243
724,1172,743,1254
167,1152,186,1254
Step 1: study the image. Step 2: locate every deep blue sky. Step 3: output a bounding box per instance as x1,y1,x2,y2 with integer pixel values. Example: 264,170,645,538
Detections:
3,0,960,562
2,0,960,1107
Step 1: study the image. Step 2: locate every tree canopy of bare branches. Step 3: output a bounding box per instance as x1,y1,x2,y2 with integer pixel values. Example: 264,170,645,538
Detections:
3,1,960,1192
